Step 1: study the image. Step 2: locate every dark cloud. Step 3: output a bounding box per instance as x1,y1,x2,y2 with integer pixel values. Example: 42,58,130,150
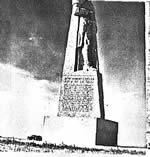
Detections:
94,2,145,92
0,0,71,80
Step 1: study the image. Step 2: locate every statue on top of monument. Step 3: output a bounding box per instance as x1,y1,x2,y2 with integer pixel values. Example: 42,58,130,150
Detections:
73,0,99,72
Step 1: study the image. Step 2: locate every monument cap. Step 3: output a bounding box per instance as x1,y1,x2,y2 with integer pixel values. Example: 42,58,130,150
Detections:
72,0,88,5
72,0,79,4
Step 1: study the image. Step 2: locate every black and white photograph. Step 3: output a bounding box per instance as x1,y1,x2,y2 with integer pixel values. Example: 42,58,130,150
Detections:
0,0,148,156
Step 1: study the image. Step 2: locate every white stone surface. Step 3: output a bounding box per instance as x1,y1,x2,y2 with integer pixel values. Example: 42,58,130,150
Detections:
58,70,101,118
43,116,96,147
63,3,79,75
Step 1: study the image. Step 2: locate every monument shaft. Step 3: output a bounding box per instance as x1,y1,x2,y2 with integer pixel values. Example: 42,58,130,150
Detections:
57,0,118,146
58,0,105,118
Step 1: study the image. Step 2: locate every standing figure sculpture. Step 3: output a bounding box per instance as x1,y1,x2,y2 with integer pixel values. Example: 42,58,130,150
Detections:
74,0,99,71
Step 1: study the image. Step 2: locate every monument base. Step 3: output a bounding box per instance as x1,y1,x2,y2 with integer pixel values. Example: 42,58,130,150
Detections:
96,118,118,146
58,70,103,118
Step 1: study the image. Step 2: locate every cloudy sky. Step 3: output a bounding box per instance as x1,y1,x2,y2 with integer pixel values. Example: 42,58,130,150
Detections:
0,0,145,90
0,0,72,80
0,0,144,82
0,0,146,146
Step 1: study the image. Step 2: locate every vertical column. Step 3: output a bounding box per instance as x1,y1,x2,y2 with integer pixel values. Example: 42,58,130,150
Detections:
63,2,79,75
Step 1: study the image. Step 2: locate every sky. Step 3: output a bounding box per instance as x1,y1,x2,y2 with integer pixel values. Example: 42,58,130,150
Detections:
0,0,144,83
0,0,146,147
0,0,71,80
0,0,145,89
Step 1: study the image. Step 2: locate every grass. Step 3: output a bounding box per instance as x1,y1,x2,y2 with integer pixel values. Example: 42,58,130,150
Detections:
0,136,146,155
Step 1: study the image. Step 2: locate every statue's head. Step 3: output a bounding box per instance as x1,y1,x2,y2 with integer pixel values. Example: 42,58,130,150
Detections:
72,0,88,5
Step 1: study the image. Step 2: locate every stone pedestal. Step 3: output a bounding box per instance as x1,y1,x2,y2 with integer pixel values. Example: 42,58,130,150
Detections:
96,118,118,146
58,70,103,118
57,69,119,147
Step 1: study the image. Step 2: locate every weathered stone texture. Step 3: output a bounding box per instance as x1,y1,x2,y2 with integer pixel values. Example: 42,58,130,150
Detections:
58,70,100,118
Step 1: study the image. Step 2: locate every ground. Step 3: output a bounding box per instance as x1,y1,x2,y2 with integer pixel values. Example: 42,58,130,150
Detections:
0,136,146,156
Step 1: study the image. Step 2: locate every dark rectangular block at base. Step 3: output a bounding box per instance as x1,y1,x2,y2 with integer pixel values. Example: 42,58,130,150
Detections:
96,118,118,146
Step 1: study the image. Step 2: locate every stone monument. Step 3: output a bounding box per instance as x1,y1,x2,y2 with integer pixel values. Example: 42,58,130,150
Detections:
58,0,118,146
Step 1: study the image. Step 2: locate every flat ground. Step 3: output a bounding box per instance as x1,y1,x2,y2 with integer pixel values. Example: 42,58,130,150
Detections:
0,137,147,156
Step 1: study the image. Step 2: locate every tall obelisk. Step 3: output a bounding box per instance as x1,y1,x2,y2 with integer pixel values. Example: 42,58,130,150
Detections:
58,0,118,146
58,0,105,118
